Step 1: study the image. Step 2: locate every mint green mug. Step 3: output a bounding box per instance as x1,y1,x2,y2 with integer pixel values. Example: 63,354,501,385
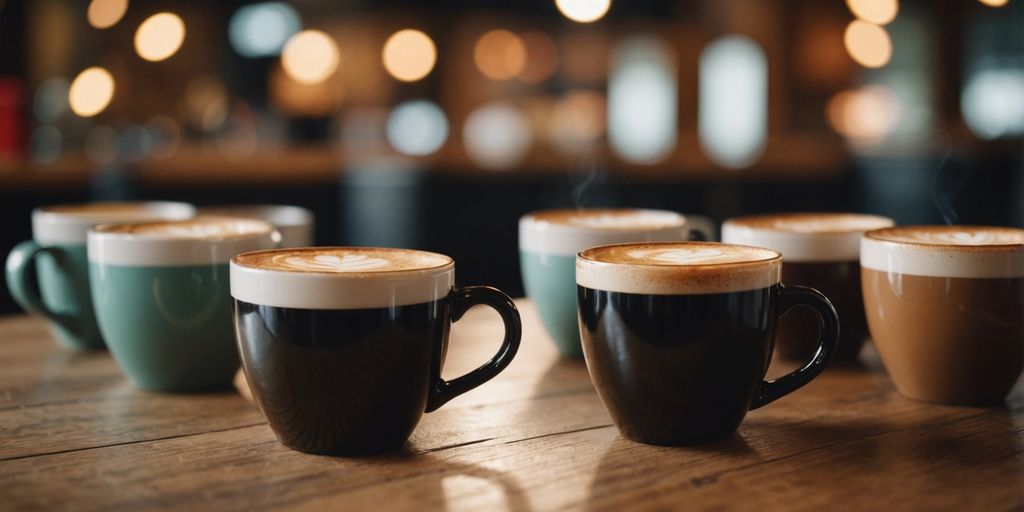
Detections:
88,216,280,391
5,202,195,349
519,209,708,358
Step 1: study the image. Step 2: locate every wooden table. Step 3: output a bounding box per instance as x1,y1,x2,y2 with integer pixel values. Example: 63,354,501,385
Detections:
2,300,1021,511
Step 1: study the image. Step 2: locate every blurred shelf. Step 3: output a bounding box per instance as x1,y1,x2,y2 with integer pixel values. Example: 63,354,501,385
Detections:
0,134,854,191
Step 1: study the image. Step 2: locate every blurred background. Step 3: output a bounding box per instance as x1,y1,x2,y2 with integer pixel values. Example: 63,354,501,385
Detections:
0,0,1021,312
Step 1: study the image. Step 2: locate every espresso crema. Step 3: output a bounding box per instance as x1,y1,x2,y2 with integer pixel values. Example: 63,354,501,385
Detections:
234,247,452,274
866,226,1024,247
577,242,781,295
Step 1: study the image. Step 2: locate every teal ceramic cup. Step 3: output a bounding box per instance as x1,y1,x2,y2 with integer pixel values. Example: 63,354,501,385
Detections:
519,209,709,358
5,202,196,350
88,216,280,391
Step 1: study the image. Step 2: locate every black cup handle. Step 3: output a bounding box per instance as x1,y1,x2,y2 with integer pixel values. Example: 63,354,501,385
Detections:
750,284,839,410
425,286,522,412
687,228,708,241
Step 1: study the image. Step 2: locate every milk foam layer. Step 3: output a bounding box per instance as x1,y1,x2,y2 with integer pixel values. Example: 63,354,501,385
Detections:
520,209,689,256
230,247,456,309
861,226,1024,278
100,216,271,239
577,242,781,295
234,247,452,274
722,213,894,262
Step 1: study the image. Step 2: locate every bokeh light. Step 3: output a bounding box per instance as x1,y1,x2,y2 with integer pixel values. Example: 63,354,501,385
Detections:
269,62,343,117
68,67,115,117
87,0,128,29
977,0,1009,6
551,89,606,154
33,78,69,123
473,30,527,81
962,68,1024,139
281,30,340,85
844,20,892,68
608,38,677,164
184,75,228,131
135,12,186,62
699,35,767,169
463,103,532,171
555,0,612,23
382,29,437,82
519,31,559,84
846,0,899,26
386,100,448,156
826,85,901,143
229,2,300,58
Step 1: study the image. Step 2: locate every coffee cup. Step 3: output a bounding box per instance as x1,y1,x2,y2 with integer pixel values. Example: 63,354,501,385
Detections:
861,225,1024,405
722,212,894,362
198,204,314,247
576,242,839,445
5,201,195,349
519,209,708,358
230,247,522,455
88,216,280,391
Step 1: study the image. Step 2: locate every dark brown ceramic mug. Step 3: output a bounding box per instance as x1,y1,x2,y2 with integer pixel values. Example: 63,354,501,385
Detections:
722,213,894,363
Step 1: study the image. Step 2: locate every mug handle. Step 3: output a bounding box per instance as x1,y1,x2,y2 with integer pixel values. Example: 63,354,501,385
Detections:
750,284,839,410
5,241,82,335
687,228,708,241
425,286,522,412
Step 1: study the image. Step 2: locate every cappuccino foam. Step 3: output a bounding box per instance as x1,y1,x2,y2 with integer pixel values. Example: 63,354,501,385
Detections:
577,242,781,295
231,248,455,310
234,247,452,274
722,213,894,262
861,226,1024,278
520,209,689,256
98,216,272,239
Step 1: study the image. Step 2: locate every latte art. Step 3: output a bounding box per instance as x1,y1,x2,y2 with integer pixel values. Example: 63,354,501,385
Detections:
626,247,743,265
233,247,453,274
276,254,389,272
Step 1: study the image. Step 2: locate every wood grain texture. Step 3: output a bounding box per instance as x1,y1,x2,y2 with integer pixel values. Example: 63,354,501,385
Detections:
0,301,1020,511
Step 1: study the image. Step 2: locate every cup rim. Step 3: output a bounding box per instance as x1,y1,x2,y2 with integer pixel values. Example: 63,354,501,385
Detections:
230,246,455,277
863,225,1024,252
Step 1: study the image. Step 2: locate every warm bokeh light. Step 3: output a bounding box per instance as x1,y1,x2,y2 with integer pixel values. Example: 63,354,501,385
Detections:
229,2,300,58
844,20,892,68
382,29,437,82
519,31,559,84
555,0,612,23
134,12,186,62
827,85,901,143
87,0,128,29
977,0,1009,6
473,30,527,81
551,90,606,154
68,67,115,117
281,30,340,85
845,0,898,25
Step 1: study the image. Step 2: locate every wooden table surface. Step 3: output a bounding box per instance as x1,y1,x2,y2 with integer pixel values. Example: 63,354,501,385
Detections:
1,300,1021,511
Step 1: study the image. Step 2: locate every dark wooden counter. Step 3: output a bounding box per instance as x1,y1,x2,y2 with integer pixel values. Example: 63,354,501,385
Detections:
1,300,1020,510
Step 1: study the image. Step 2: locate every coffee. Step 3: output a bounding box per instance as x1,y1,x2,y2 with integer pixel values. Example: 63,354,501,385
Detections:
87,216,278,391
5,201,195,350
234,247,450,274
722,212,894,362
861,225,1024,405
519,209,707,358
577,242,839,446
231,247,521,455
